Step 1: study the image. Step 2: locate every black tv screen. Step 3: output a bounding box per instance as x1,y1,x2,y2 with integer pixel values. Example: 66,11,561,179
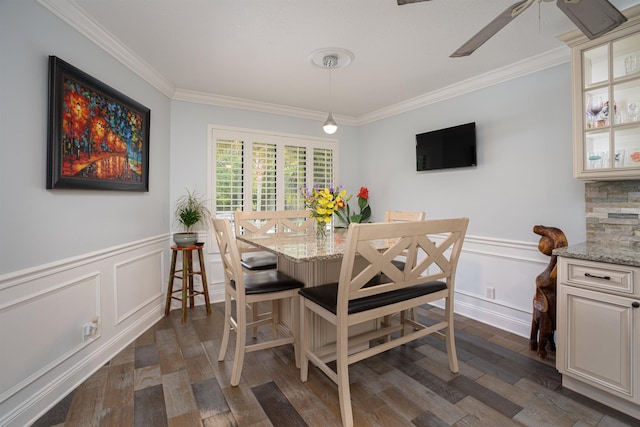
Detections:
416,122,477,171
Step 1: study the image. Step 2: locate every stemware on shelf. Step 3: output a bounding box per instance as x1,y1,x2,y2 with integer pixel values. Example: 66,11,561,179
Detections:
586,96,604,128
627,101,639,122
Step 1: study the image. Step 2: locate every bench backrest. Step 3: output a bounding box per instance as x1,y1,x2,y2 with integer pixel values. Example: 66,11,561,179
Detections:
337,218,468,315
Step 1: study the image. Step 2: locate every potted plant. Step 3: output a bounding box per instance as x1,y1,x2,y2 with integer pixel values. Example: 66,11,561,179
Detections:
173,189,211,246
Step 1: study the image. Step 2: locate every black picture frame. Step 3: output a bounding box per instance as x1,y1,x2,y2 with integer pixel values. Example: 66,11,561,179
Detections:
47,56,150,191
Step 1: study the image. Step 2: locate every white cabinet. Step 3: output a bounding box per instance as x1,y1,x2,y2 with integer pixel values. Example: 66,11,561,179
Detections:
559,5,640,180
557,257,640,419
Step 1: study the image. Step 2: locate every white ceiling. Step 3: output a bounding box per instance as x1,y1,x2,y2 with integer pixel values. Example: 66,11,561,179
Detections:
48,0,639,123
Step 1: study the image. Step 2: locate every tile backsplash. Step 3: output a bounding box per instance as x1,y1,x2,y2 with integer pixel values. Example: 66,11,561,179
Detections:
585,181,640,247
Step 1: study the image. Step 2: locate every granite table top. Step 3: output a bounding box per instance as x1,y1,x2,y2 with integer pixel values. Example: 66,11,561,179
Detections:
236,229,394,263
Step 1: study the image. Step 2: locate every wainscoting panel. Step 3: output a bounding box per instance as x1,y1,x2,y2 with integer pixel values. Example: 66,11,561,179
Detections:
114,249,164,324
0,273,99,405
0,235,169,427
446,234,550,337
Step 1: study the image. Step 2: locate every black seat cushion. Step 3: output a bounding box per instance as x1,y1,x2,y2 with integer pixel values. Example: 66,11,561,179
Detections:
299,280,447,315
232,270,304,295
241,253,278,271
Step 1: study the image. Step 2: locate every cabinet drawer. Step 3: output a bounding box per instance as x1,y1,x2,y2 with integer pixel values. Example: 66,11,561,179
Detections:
563,259,635,295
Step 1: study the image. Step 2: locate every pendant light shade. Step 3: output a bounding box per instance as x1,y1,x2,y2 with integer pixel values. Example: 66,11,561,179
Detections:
323,112,337,134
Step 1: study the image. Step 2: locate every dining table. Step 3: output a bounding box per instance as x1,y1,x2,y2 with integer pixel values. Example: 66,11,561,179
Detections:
235,227,389,347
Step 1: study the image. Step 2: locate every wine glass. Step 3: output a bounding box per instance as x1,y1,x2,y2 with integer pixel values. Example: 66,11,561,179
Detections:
586,96,603,127
627,101,639,122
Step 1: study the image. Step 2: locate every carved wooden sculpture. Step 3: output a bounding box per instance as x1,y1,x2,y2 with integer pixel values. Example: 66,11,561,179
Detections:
529,225,568,359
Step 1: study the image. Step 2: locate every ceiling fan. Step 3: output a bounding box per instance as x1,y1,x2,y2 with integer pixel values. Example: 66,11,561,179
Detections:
397,0,628,57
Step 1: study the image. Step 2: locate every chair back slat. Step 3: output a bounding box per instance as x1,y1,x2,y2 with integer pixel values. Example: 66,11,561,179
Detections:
233,210,314,256
212,218,244,288
384,210,426,223
337,218,468,309
234,209,314,235
384,211,425,261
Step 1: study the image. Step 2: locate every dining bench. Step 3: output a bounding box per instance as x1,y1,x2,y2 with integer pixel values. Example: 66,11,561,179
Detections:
298,218,469,427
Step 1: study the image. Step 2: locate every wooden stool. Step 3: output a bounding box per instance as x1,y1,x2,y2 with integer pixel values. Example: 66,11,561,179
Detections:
165,243,211,323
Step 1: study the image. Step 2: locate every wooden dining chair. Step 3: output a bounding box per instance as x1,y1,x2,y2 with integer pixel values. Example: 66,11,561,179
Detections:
212,218,305,386
299,218,468,427
384,210,426,324
233,209,314,337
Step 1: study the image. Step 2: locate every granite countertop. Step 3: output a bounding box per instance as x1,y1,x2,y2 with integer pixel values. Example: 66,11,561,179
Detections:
553,242,640,267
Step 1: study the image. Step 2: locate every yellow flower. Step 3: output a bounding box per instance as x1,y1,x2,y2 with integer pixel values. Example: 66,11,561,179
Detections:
300,184,348,227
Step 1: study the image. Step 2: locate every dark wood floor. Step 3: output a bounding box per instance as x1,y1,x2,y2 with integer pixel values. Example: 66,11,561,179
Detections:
32,302,639,427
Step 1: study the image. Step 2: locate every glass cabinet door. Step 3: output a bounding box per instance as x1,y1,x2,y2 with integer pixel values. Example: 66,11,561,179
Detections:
578,29,640,178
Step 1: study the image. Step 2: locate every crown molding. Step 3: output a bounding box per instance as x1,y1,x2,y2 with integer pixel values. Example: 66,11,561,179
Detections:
356,46,570,125
37,0,175,98
173,89,358,126
39,0,570,127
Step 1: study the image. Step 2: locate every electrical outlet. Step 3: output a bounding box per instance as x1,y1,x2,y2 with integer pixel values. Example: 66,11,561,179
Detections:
486,287,495,299
83,321,98,340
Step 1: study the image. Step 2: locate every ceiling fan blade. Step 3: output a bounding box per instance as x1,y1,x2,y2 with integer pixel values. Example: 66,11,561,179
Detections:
397,0,431,5
450,0,533,58
556,0,627,40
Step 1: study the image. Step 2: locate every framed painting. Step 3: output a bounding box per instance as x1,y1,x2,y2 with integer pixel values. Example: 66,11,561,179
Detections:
47,56,150,191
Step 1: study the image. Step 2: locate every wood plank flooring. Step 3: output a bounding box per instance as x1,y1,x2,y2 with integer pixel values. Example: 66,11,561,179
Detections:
32,303,640,427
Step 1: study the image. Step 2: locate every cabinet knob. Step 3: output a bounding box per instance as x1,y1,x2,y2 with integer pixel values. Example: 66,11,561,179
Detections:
633,302,640,308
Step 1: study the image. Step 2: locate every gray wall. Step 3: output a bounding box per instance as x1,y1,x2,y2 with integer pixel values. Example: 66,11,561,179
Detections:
0,0,171,275
358,64,586,244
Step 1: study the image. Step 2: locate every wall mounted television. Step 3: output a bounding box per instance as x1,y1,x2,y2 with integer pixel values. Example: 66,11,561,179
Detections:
416,122,477,171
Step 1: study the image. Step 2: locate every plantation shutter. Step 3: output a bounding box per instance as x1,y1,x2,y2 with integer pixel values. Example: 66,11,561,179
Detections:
215,139,244,219
210,127,337,220
284,145,307,210
251,142,277,211
312,147,335,189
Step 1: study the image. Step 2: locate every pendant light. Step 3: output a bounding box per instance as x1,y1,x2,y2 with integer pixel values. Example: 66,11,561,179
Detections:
309,48,354,136
322,55,338,134
322,112,337,134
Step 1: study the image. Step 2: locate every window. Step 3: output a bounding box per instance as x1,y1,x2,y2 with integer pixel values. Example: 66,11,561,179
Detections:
209,127,338,218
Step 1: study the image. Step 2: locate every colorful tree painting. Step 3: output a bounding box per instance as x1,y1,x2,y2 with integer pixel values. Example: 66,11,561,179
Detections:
61,78,145,180
47,56,149,191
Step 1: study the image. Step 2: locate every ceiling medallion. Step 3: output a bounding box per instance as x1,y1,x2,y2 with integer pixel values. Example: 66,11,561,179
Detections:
309,48,355,69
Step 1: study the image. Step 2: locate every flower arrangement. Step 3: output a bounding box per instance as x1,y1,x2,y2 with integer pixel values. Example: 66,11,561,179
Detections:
335,186,372,228
300,184,347,239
